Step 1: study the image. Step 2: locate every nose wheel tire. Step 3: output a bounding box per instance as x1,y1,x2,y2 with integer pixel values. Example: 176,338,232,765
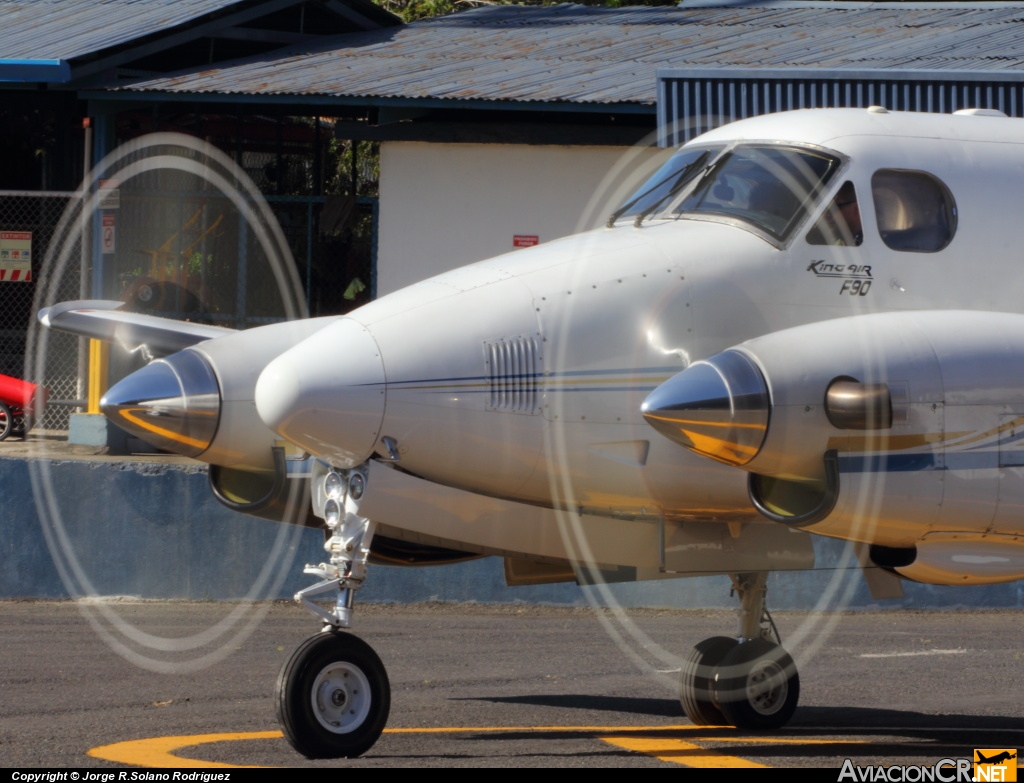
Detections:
680,636,738,725
276,630,391,758
714,638,799,730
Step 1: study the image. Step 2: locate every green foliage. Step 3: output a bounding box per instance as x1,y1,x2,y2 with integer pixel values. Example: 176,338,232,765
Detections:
187,251,214,276
377,0,463,22
377,0,679,24
325,139,380,197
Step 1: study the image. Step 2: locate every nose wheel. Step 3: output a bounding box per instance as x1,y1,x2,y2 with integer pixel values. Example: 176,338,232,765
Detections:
680,571,800,730
276,631,390,758
713,638,799,729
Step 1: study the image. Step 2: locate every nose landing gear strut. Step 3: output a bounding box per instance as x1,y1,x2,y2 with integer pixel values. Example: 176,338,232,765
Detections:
276,461,391,759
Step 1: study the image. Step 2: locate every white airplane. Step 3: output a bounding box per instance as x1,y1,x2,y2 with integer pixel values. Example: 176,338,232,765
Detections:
39,106,1024,758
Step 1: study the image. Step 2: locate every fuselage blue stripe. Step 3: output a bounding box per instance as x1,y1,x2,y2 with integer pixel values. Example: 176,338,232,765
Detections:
839,451,1024,473
383,366,678,386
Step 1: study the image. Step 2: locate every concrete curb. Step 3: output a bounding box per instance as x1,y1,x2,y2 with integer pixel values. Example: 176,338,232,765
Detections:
3,456,1022,609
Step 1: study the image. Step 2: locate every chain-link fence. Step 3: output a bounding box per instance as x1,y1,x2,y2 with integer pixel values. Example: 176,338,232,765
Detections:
269,195,377,317
0,191,82,430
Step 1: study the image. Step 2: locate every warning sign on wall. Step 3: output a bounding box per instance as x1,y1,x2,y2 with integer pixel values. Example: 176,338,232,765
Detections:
513,235,539,248
0,231,31,282
101,214,116,254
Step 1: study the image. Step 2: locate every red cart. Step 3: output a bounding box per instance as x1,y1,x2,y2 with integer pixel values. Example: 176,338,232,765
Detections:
0,373,46,441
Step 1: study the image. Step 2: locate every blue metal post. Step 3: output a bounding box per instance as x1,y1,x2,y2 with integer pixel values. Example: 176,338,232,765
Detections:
90,114,114,299
306,200,313,312
236,203,248,328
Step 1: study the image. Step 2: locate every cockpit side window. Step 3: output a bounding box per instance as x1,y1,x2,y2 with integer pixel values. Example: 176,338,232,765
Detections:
871,170,957,252
806,181,863,246
674,145,841,241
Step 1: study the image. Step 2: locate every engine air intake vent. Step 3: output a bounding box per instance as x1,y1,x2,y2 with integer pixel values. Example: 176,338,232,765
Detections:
486,337,541,414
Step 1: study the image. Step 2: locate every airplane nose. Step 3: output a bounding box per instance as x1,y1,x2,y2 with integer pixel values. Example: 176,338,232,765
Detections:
100,349,220,457
254,318,386,467
641,349,769,466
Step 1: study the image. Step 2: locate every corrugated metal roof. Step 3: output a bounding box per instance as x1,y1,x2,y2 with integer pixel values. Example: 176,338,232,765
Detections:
0,0,247,61
116,2,1024,107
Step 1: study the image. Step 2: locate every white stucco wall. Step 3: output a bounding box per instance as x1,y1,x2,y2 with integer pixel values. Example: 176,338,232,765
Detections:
377,141,669,295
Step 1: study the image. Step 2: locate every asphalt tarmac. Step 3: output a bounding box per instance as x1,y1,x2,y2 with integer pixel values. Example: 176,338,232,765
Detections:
2,600,1023,769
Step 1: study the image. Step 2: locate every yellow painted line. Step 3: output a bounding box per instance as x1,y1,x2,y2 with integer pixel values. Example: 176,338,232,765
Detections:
715,738,868,744
601,736,868,767
600,736,768,767
91,725,850,768
88,731,283,768
383,724,695,733
88,726,702,768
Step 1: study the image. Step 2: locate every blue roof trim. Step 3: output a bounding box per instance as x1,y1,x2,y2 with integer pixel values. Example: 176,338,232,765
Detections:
0,59,71,83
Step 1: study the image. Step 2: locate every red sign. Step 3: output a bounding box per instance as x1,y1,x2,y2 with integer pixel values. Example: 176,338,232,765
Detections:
513,235,539,248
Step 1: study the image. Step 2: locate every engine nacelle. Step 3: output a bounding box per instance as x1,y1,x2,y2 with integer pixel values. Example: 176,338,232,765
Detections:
102,318,336,472
737,310,1024,478
644,311,1024,545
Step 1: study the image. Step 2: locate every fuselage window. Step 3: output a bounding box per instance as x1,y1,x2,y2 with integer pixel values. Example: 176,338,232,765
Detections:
806,181,863,246
871,170,957,252
673,145,841,241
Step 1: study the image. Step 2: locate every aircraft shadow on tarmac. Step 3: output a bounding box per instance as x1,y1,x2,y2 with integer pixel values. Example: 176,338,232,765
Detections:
458,695,681,717
463,697,1024,753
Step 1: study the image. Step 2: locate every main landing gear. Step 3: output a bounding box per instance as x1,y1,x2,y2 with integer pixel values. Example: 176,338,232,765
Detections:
276,461,391,758
679,571,799,729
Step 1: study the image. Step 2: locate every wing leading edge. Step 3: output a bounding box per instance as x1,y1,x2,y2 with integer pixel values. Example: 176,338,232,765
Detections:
38,300,235,358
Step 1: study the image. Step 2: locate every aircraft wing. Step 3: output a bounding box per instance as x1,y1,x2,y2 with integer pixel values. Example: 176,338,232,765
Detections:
38,300,235,357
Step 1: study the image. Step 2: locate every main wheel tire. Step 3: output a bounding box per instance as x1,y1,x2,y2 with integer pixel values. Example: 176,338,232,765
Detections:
276,631,391,758
0,402,12,441
714,638,799,730
680,636,738,725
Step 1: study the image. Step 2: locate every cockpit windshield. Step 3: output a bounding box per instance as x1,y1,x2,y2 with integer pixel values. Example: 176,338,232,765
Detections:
672,144,842,241
609,145,723,225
